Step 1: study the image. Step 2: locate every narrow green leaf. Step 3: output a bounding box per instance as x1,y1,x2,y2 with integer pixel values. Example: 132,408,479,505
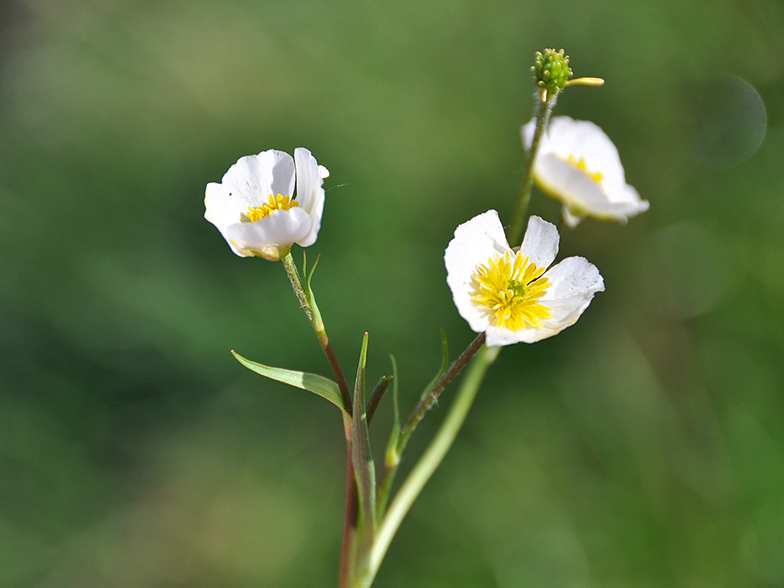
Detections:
231,350,346,415
390,355,400,428
385,355,401,463
301,251,325,334
377,355,401,522
367,375,394,425
352,333,376,572
306,252,321,295
419,329,449,400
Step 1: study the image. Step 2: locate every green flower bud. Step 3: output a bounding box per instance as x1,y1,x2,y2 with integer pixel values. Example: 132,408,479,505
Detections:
531,48,573,95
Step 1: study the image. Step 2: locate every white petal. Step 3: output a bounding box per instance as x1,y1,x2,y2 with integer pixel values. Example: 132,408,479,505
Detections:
293,148,326,247
536,154,609,208
222,150,295,208
536,154,648,222
226,207,312,258
538,256,604,331
543,117,626,186
521,118,536,151
204,182,239,234
542,256,604,298
297,196,324,247
485,325,535,346
615,184,650,214
518,215,559,270
561,206,584,228
293,148,319,211
444,210,511,334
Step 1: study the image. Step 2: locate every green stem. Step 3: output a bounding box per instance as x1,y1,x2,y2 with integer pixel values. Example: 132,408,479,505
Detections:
338,435,357,588
280,253,358,587
508,89,559,246
282,253,352,413
374,454,396,526
361,344,501,587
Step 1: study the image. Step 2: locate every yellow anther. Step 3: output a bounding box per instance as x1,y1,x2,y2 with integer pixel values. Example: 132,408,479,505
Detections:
470,251,551,331
242,194,299,223
564,76,605,87
568,155,604,183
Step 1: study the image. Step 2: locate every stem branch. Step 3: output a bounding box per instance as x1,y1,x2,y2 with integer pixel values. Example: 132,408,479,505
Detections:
397,333,486,451
363,344,501,587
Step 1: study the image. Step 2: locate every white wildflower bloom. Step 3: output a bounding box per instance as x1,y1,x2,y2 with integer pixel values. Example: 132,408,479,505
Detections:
522,116,649,227
445,210,604,346
205,148,329,260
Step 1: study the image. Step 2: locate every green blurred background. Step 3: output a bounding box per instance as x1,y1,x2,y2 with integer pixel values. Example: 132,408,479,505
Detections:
2,0,783,586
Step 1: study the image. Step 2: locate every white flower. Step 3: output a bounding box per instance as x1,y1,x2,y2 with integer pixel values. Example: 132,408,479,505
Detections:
445,210,604,346
522,116,649,227
205,148,329,260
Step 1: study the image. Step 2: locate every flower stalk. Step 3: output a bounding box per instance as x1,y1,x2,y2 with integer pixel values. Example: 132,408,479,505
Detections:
281,253,352,414
509,89,558,247
280,253,358,588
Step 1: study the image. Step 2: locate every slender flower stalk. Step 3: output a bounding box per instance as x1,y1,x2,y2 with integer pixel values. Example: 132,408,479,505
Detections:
397,333,487,450
510,91,557,246
339,450,358,588
281,253,352,413
280,253,358,588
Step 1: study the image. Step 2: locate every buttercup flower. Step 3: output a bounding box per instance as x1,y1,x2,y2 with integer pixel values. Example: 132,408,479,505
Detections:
205,148,329,260
522,116,649,227
445,210,604,346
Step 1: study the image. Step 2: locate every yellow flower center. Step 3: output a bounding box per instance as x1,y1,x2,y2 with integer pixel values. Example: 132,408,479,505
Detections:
242,194,299,222
470,251,552,331
568,155,604,182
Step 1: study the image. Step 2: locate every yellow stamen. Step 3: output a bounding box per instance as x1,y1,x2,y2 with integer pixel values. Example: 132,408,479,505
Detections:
564,76,605,87
242,194,298,222
568,155,604,183
470,251,551,331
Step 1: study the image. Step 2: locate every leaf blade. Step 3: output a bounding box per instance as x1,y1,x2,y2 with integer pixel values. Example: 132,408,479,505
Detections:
352,333,376,574
231,350,346,414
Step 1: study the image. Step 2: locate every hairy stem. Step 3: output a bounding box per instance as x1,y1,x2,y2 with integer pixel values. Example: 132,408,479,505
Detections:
509,89,559,246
